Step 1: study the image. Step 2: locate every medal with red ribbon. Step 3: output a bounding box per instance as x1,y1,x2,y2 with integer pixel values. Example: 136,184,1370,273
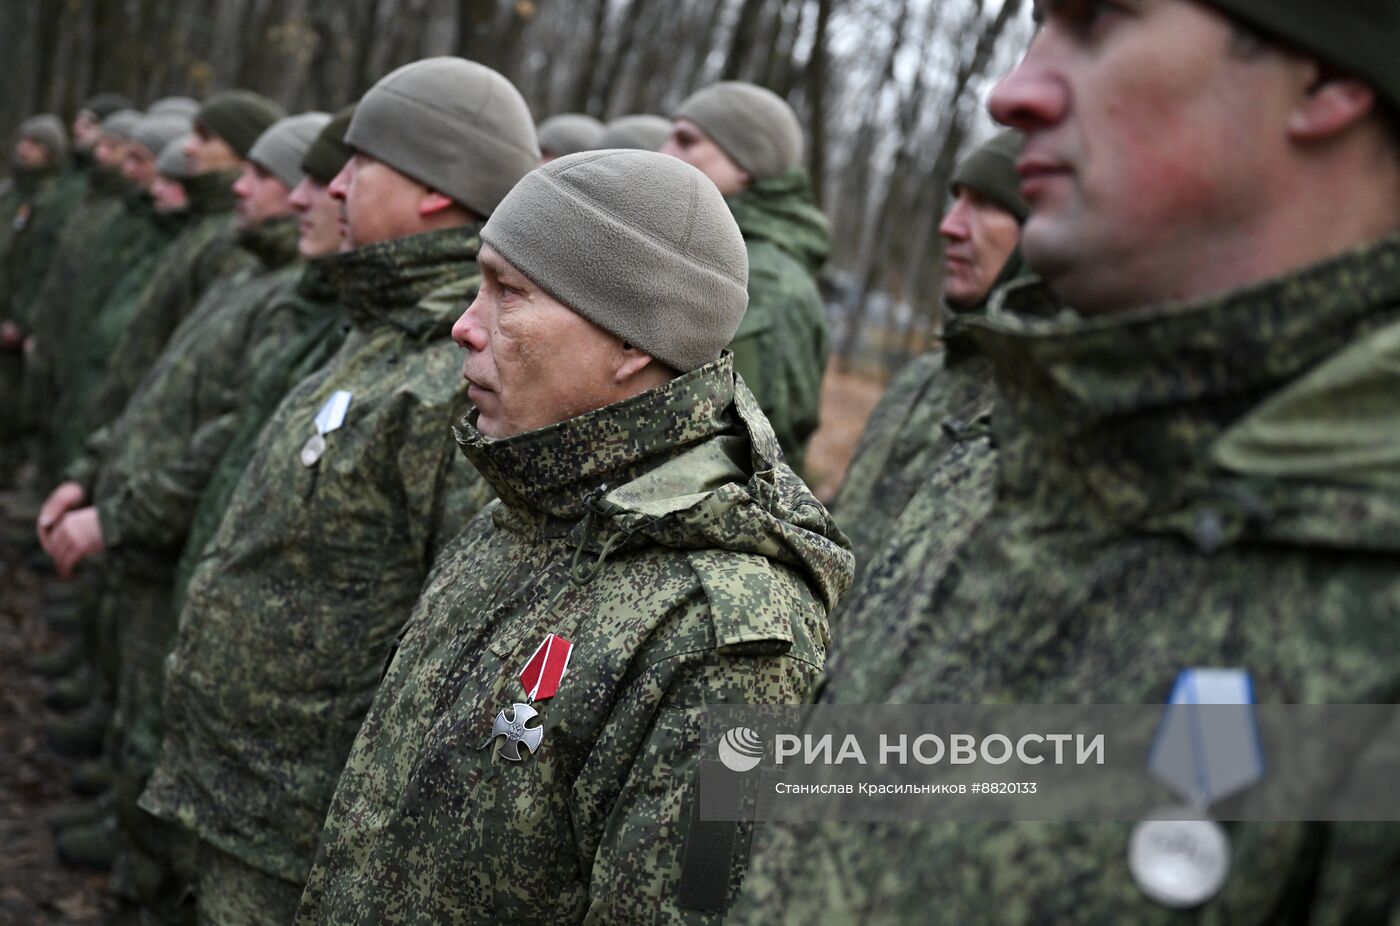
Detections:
490,633,573,761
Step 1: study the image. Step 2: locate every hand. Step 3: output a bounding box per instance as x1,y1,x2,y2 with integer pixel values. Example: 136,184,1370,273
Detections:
47,508,106,579
0,321,22,351
37,481,87,549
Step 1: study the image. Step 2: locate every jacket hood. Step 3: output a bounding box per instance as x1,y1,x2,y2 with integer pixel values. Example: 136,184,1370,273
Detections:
319,224,482,338
727,169,831,275
454,352,853,611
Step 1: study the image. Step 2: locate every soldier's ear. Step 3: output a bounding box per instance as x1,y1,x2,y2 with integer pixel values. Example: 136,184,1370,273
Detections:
1288,73,1378,142
419,190,457,216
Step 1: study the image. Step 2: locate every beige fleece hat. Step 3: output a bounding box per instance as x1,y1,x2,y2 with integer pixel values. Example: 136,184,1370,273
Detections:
346,56,539,217
480,149,749,372
673,81,803,181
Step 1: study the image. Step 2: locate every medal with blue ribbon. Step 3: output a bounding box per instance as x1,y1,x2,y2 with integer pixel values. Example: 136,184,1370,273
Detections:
1130,668,1265,908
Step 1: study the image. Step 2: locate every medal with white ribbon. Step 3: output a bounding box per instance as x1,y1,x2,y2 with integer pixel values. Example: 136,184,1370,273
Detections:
301,389,352,467
490,633,573,761
1130,668,1264,909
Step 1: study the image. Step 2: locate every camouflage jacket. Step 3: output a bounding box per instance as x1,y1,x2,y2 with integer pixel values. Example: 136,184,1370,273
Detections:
171,257,346,611
46,190,186,470
142,225,493,884
74,215,303,577
832,254,1026,575
0,164,61,323
295,354,853,925
727,170,832,474
733,236,1400,924
83,169,254,432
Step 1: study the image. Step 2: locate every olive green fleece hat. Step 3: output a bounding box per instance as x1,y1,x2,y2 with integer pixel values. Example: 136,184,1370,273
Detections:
673,81,803,181
129,113,192,160
19,115,68,162
156,136,194,180
480,150,749,373
248,112,331,188
80,93,134,121
1202,0,1400,113
300,104,356,185
597,115,672,151
100,109,143,141
950,129,1028,223
195,90,286,159
537,113,606,157
346,56,539,218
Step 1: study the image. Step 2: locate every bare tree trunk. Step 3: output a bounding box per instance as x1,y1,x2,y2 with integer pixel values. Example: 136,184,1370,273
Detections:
719,0,766,82
591,0,650,116
570,0,610,114
681,0,728,94
804,0,835,206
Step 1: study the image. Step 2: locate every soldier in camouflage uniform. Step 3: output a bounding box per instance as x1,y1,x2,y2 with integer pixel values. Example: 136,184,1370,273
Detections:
0,116,68,486
171,105,356,612
140,58,537,922
733,0,1400,922
70,91,283,438
537,111,604,161
36,113,326,917
833,130,1026,576
295,148,851,926
663,82,832,473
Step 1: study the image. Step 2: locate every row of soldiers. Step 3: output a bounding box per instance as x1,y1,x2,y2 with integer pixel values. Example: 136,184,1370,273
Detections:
4,0,1400,920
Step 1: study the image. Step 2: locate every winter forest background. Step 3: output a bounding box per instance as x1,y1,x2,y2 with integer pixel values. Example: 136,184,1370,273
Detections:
0,0,1033,372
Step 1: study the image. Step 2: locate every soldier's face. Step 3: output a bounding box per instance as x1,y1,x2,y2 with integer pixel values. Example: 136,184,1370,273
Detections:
939,187,1021,308
661,119,750,197
121,145,158,188
184,125,241,174
151,175,188,213
232,162,293,230
94,135,128,170
14,138,51,170
454,244,637,439
289,176,344,259
988,0,1306,314
328,153,432,251
73,112,102,151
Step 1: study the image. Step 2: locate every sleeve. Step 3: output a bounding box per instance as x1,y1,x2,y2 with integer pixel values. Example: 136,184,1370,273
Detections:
580,643,823,925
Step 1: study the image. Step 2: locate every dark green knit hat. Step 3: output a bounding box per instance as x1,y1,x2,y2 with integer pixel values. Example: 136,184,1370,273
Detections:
80,93,134,121
950,129,1028,223
195,90,286,159
1202,0,1400,113
300,104,356,185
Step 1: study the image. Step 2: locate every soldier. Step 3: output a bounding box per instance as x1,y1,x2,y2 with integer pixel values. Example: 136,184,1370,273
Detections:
662,82,831,473
734,0,1400,922
833,130,1026,574
537,112,605,161
598,113,673,150
36,114,324,916
139,58,535,921
295,149,852,925
74,90,283,434
0,115,68,486
171,105,356,611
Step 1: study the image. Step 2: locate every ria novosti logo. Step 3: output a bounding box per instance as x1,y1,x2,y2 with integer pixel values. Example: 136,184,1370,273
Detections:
717,726,764,772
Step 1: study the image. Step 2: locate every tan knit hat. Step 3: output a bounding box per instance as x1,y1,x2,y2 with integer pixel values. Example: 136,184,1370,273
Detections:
481,150,749,372
673,82,803,180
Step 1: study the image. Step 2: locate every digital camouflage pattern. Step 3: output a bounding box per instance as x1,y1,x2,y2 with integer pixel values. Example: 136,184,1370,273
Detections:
171,257,346,611
46,187,184,471
66,213,302,912
832,252,1026,575
142,225,493,889
733,236,1400,924
79,168,254,443
726,168,831,474
296,353,853,925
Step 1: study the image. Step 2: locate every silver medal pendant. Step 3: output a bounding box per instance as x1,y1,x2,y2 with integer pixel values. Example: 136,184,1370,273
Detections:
1129,807,1231,909
491,702,544,761
300,433,327,467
